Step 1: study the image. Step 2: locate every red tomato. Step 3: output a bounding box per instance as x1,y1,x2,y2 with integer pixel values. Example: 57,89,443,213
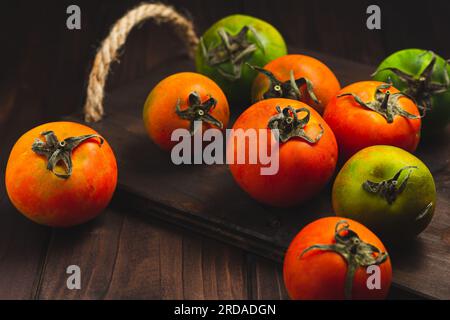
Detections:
143,72,230,151
283,217,392,300
228,98,337,207
323,81,421,160
5,121,117,227
251,54,341,114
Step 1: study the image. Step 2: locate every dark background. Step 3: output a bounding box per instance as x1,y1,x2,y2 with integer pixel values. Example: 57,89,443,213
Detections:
0,0,448,299
1,0,449,134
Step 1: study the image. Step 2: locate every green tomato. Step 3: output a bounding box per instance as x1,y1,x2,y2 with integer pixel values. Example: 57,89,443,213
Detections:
332,145,436,242
373,49,450,136
195,14,287,106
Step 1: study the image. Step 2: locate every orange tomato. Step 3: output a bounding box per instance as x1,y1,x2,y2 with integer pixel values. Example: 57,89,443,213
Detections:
323,81,421,161
143,72,230,151
228,98,337,207
5,121,117,227
283,217,392,300
251,54,341,114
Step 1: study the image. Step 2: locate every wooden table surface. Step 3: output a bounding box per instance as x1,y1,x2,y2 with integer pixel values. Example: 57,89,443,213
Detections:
1,1,447,300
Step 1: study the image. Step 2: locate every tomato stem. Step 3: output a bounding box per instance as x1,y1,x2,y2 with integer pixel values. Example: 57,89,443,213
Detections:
337,83,420,123
175,91,223,135
362,165,417,204
249,64,319,104
32,131,103,179
200,25,262,81
267,105,323,143
299,220,389,300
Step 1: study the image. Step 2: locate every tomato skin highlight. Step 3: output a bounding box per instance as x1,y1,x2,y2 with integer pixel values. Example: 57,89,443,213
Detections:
251,54,341,114
283,217,392,300
195,14,287,105
143,72,230,151
323,81,421,161
373,49,450,136
5,121,117,227
332,145,436,242
228,98,337,207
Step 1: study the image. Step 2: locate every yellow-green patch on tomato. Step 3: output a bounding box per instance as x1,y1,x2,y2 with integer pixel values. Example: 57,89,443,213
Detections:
332,145,436,242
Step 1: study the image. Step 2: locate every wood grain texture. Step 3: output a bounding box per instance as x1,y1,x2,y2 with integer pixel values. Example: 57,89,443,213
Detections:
0,199,49,299
36,205,251,300
248,255,289,300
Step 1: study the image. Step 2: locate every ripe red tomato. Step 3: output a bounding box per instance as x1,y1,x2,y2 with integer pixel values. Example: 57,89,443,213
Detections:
143,72,230,151
251,54,341,114
228,98,337,207
323,81,421,160
5,121,117,227
283,217,392,300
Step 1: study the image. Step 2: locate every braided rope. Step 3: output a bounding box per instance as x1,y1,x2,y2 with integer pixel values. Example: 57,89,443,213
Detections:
83,3,199,122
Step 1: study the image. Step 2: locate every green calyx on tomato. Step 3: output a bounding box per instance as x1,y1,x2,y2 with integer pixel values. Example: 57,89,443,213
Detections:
32,131,103,179
362,165,417,205
268,105,324,143
362,165,434,221
175,91,223,135
300,220,389,300
337,83,420,123
373,51,449,116
248,64,319,103
200,26,263,81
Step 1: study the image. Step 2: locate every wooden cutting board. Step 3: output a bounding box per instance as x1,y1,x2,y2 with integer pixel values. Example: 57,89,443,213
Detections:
68,49,450,299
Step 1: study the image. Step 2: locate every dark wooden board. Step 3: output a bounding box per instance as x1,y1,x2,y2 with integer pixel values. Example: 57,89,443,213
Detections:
68,50,450,299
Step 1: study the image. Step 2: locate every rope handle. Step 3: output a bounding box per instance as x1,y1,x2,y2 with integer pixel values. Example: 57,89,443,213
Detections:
83,3,199,122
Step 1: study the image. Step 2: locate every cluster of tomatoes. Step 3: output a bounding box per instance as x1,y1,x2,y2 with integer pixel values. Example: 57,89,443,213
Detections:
5,14,449,300
144,14,446,300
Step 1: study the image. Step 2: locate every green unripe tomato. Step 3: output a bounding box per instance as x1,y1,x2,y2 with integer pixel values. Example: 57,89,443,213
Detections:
332,145,436,242
195,14,287,106
373,49,450,136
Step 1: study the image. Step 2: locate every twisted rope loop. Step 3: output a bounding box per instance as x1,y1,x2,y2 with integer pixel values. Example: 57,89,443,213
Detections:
83,3,199,122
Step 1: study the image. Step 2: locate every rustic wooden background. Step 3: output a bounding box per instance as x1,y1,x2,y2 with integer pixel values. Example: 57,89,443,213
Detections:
0,0,448,299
